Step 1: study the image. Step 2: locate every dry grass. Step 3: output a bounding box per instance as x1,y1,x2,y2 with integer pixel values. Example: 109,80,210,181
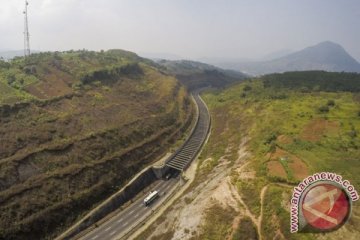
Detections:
0,52,194,240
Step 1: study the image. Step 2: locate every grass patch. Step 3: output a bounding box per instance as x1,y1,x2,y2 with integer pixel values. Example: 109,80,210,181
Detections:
279,157,295,181
201,72,360,239
197,202,236,240
235,177,267,217
232,216,258,240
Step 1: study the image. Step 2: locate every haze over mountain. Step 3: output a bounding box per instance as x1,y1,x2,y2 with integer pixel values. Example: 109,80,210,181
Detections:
207,41,360,76
0,50,41,61
156,59,247,89
0,50,26,61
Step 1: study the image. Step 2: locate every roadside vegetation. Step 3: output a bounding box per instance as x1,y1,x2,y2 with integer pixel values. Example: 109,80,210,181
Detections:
196,71,360,239
132,71,360,240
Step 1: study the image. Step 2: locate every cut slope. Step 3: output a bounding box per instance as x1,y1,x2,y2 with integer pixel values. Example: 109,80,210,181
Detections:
0,50,194,240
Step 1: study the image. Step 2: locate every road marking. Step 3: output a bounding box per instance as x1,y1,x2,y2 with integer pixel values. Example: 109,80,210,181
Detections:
117,218,123,223
110,231,116,236
129,209,134,214
122,221,128,227
134,213,139,217
105,226,111,232
91,235,98,240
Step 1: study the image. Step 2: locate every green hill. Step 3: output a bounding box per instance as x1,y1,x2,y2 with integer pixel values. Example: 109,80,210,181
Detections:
198,71,360,239
0,50,194,239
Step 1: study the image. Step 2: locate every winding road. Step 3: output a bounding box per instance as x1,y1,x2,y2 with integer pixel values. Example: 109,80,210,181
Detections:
72,91,210,240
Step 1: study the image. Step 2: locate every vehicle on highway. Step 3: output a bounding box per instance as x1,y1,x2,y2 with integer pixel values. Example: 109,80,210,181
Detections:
165,173,172,180
143,190,159,206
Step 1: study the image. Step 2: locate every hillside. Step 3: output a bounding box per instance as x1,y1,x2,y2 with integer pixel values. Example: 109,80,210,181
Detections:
0,50,194,239
212,41,360,75
137,71,360,240
156,59,247,90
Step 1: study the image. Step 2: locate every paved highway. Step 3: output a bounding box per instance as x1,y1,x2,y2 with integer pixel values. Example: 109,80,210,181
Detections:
78,177,179,240
72,92,210,240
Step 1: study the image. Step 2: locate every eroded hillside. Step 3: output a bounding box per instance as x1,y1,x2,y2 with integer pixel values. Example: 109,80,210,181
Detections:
0,50,194,239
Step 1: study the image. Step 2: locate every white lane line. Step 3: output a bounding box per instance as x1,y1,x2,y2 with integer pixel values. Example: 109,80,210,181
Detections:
152,181,164,190
117,218,123,223
105,226,111,232
164,184,173,192
158,183,170,193
122,221,128,227
91,235,98,240
129,209,135,214
134,213,139,217
110,231,116,236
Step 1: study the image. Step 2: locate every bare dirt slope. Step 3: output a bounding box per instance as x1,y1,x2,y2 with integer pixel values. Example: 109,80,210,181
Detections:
136,140,259,240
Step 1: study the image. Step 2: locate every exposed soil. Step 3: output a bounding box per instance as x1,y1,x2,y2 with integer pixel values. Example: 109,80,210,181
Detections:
267,161,287,178
288,157,308,180
137,140,254,240
268,147,309,181
277,135,293,145
300,118,339,142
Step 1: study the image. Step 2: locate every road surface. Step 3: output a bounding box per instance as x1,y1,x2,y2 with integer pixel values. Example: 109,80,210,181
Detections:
78,177,179,240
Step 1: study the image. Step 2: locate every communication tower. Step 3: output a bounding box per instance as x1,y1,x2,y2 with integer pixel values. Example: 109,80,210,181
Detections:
23,0,31,57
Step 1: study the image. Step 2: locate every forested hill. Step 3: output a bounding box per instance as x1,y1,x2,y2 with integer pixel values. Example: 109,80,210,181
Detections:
261,71,360,92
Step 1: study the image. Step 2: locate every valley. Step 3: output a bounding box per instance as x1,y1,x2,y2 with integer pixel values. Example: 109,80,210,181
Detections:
1,47,359,240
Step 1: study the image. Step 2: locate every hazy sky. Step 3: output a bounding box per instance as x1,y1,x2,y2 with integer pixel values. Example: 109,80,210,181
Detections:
1,0,359,61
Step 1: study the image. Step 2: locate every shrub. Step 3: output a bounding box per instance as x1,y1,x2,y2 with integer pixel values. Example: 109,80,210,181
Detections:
233,216,258,240
318,105,329,113
349,130,357,138
243,85,252,91
265,132,277,144
270,94,288,99
327,100,335,106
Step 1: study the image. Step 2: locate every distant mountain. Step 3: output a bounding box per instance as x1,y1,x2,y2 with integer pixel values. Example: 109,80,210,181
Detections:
0,50,41,60
0,50,24,60
211,41,360,76
156,59,248,89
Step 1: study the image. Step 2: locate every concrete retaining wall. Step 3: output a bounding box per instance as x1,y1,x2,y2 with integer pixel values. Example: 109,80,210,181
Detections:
58,166,166,240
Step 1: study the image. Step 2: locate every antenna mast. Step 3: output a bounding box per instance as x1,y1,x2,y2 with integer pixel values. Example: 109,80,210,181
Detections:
23,0,31,57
